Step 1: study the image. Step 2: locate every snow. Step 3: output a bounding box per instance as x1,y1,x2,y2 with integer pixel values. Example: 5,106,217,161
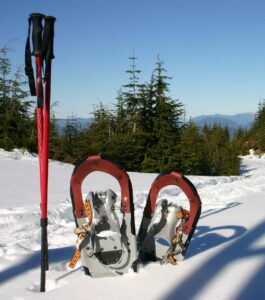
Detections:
0,148,265,300
96,230,118,238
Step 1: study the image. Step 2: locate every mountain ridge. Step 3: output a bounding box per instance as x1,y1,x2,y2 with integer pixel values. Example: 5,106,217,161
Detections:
192,112,255,129
55,113,255,135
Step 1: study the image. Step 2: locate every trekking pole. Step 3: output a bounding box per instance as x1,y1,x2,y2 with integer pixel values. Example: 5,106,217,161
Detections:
28,12,47,292
25,13,56,293
40,16,56,290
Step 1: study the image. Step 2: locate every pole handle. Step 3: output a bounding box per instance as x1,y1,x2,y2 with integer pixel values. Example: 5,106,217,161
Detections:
42,16,56,60
29,13,44,56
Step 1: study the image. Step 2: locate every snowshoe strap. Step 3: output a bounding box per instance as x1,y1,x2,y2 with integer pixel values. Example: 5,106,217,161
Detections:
69,240,81,269
84,200,93,224
69,199,93,269
165,210,189,265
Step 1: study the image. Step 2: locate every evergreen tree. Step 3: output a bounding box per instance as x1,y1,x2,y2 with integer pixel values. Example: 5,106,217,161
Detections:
110,90,135,168
177,122,209,175
0,47,12,100
114,90,128,135
0,47,13,148
60,114,79,162
88,103,114,155
250,101,265,151
122,49,144,133
138,76,156,140
108,52,147,170
0,48,33,150
48,102,62,160
202,124,240,175
232,127,249,155
142,56,184,172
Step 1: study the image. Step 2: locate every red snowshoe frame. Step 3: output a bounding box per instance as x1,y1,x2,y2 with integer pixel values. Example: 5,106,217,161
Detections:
70,155,135,232
138,171,201,259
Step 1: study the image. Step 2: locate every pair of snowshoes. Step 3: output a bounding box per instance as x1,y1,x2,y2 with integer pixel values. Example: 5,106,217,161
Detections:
70,155,201,277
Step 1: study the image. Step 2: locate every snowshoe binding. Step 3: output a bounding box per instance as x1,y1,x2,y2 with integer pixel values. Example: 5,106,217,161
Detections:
69,155,137,277
137,171,201,265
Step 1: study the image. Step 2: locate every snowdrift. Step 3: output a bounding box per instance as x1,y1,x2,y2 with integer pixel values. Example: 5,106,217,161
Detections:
0,149,265,299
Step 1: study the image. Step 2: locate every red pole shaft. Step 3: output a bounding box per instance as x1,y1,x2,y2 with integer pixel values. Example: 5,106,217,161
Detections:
40,60,51,274
41,61,51,220
36,56,43,198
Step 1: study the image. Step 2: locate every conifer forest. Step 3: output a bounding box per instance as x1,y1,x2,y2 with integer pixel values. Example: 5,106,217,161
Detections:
1,47,264,176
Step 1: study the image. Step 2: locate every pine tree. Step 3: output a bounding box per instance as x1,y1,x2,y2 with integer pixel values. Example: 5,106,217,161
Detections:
138,76,156,139
232,127,249,155
88,103,114,156
48,102,62,160
0,47,13,148
114,90,128,135
107,51,147,170
0,48,33,150
122,49,144,133
61,114,79,162
177,122,209,175
202,124,240,175
142,55,184,172
10,66,33,147
250,101,265,151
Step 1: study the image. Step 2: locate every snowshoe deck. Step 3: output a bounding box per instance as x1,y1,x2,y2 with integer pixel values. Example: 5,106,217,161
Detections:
70,155,137,277
138,171,201,264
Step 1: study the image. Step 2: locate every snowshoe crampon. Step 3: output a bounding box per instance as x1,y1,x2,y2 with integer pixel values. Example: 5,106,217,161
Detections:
137,171,201,265
70,155,137,277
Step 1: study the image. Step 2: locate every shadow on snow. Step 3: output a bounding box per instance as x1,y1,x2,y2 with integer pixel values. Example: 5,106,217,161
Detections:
185,202,245,258
200,202,241,220
0,246,75,285
165,219,265,300
186,224,247,259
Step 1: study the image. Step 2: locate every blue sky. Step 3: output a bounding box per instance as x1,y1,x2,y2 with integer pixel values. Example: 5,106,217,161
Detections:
1,0,265,118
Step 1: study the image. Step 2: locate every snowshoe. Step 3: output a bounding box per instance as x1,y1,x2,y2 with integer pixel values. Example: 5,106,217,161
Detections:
137,171,201,265
69,155,137,277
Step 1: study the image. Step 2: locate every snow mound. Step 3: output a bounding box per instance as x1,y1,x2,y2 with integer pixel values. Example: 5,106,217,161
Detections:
0,148,38,161
247,149,265,159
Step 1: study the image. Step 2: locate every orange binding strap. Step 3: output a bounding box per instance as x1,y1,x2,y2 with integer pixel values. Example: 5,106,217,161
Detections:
69,240,81,269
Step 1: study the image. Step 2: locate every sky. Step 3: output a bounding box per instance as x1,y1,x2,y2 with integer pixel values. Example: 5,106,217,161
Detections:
1,0,265,118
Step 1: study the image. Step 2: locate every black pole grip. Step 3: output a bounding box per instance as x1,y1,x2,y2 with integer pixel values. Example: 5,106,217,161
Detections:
42,16,56,60
29,13,44,57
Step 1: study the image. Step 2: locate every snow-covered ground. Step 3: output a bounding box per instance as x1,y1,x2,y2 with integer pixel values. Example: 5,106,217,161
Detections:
0,148,265,300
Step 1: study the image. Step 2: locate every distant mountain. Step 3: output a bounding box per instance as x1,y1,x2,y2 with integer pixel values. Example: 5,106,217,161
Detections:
193,113,255,128
56,117,93,134
226,113,255,128
192,113,255,137
55,113,256,137
193,116,239,129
